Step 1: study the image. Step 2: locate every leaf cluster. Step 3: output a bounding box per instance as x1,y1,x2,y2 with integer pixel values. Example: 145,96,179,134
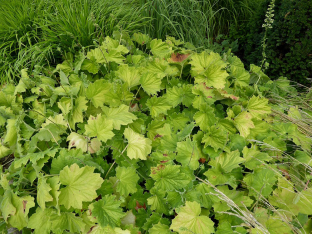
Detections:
0,33,311,233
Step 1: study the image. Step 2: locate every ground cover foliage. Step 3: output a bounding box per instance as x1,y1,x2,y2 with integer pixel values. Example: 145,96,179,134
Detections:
1,33,312,233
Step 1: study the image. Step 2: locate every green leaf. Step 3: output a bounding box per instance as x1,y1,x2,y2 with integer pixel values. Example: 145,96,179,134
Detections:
59,164,103,209
146,96,172,118
202,126,228,152
28,208,55,234
147,189,168,214
74,51,85,73
204,166,242,189
233,111,255,138
190,51,228,89
4,119,17,147
0,143,11,159
146,59,178,78
167,87,186,108
56,58,73,75
293,150,312,166
142,212,168,230
150,39,171,58
193,104,217,131
210,185,253,212
195,184,213,209
69,96,88,129
170,201,214,234
132,32,151,45
101,36,122,51
12,148,57,170
15,75,33,94
231,66,250,87
265,218,292,234
159,134,178,152
91,194,125,227
228,134,246,152
227,55,244,69
215,222,233,234
37,175,53,210
0,190,35,230
249,64,269,84
89,226,131,234
176,138,200,170
166,85,195,108
87,45,125,64
269,180,312,215
102,104,137,130
177,122,195,141
102,83,134,107
37,114,67,142
247,96,271,119
244,168,277,198
86,48,104,63
147,120,166,140
157,123,172,136
150,222,172,234
85,114,115,142
209,150,245,173
0,106,15,127
81,56,100,74
168,113,190,132
242,147,271,170
106,50,126,64
192,83,216,108
124,128,152,160
29,99,46,127
116,64,141,88
57,97,71,116
150,164,191,191
86,80,112,108
50,212,86,233
140,73,162,95
0,190,16,222
50,149,84,173
116,167,139,196
46,176,61,211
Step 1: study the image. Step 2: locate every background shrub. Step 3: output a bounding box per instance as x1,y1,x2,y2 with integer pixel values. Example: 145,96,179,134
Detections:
230,0,312,85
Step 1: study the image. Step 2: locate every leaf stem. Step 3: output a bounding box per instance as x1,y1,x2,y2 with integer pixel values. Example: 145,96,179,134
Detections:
104,144,128,179
129,86,141,108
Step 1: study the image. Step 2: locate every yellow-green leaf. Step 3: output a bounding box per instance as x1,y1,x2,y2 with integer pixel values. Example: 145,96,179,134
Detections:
124,128,152,160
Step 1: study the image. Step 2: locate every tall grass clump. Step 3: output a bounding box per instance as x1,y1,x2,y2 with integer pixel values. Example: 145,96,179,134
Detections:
138,0,264,47
206,0,266,36
0,0,46,83
137,0,216,48
0,0,147,84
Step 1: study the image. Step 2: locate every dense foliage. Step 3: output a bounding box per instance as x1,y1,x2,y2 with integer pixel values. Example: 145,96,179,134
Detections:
230,0,312,85
1,34,312,233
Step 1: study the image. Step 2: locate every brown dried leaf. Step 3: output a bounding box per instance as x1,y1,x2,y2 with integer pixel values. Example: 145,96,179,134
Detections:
170,53,190,62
